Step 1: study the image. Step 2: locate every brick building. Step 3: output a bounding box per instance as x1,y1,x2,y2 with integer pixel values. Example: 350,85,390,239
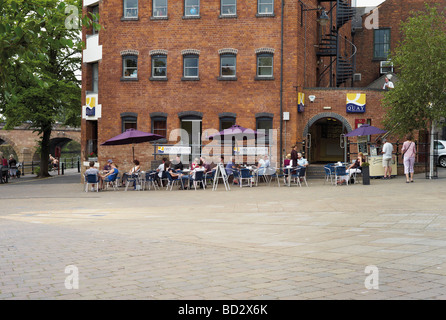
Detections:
81,0,408,171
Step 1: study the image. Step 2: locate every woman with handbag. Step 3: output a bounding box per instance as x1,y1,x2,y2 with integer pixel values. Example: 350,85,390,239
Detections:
401,134,416,183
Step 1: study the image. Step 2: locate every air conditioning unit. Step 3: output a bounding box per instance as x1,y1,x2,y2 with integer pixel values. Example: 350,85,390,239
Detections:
353,73,361,82
380,61,393,74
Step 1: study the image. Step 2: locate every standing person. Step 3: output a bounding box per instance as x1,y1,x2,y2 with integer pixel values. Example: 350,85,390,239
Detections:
382,75,394,90
291,145,298,167
8,154,17,178
381,138,394,179
401,134,416,183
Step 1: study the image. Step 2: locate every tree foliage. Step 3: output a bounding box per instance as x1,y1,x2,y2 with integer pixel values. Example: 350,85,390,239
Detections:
382,4,446,136
0,0,99,177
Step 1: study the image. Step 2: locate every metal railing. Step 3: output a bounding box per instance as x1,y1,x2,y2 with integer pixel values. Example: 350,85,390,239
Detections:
20,156,81,176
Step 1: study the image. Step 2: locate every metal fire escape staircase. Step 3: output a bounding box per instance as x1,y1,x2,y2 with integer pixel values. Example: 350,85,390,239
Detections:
317,0,356,87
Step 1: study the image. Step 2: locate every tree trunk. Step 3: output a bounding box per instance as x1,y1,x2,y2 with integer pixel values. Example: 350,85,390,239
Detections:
39,127,52,178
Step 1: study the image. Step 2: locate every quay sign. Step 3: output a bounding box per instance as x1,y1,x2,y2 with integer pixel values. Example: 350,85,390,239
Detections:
346,93,366,113
157,146,191,155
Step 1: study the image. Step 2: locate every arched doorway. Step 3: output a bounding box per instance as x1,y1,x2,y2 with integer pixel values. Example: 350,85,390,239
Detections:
303,113,352,163
0,138,18,162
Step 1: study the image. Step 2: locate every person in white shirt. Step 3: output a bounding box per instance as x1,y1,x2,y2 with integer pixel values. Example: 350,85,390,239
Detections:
381,138,394,179
382,76,394,90
297,153,309,167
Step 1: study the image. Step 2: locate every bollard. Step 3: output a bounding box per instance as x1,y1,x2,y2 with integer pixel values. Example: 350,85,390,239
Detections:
77,160,80,173
62,162,65,175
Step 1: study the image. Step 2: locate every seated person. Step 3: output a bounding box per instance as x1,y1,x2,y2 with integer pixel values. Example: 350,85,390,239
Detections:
155,157,167,186
103,159,113,174
172,156,184,171
84,161,100,190
122,159,141,186
257,155,271,175
284,154,291,167
297,153,309,167
200,156,212,173
347,152,365,180
49,154,59,169
225,157,239,184
191,157,200,170
100,163,119,189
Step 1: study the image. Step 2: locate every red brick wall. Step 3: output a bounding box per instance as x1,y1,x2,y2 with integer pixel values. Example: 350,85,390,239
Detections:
353,0,439,87
81,0,357,171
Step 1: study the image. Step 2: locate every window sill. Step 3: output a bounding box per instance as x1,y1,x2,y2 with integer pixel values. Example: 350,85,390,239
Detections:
150,16,168,20
372,58,389,61
256,13,275,18
218,76,237,81
255,76,275,81
219,14,237,19
120,77,139,81
181,77,200,81
182,15,201,20
121,17,139,21
150,77,168,81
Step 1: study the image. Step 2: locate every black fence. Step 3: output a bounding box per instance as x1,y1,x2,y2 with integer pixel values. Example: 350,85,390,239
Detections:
20,156,81,176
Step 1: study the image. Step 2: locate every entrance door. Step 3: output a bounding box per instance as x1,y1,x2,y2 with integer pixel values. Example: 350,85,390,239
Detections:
309,117,346,163
180,118,202,164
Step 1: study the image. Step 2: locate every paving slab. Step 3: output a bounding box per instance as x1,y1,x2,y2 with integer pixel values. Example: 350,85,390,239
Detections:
1,169,446,300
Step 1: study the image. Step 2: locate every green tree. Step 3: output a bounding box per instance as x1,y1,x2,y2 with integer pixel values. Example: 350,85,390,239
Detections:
382,4,446,136
1,0,99,177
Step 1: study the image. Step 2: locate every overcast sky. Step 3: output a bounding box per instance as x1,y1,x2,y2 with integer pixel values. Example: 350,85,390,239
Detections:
354,0,386,7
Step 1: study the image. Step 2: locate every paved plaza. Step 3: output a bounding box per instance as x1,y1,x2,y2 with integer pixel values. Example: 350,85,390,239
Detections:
1,169,446,300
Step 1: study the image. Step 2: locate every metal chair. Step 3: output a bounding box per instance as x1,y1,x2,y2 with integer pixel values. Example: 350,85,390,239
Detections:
335,166,348,186
124,173,140,191
104,173,119,191
239,168,253,187
298,166,308,187
205,170,215,186
85,174,99,192
290,167,302,186
142,171,159,190
324,165,335,185
190,170,206,190
268,168,284,187
165,171,183,191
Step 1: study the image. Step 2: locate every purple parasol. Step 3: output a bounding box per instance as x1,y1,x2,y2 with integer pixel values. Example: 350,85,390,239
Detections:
208,124,265,140
101,128,164,161
345,124,387,137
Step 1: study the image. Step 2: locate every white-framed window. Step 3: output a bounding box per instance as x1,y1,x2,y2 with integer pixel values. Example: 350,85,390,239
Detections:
153,0,167,17
183,55,199,78
221,0,236,15
257,53,273,77
152,55,167,78
123,55,138,78
258,0,273,14
185,0,200,17
220,54,236,77
124,0,138,18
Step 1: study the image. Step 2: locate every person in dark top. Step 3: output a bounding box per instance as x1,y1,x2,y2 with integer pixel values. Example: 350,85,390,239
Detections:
291,145,298,167
173,155,184,171
8,155,17,178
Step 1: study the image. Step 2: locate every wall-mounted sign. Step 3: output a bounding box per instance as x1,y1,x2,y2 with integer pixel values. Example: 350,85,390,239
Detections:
82,93,102,120
234,147,269,156
355,118,367,129
346,93,366,113
157,146,191,155
298,92,305,113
